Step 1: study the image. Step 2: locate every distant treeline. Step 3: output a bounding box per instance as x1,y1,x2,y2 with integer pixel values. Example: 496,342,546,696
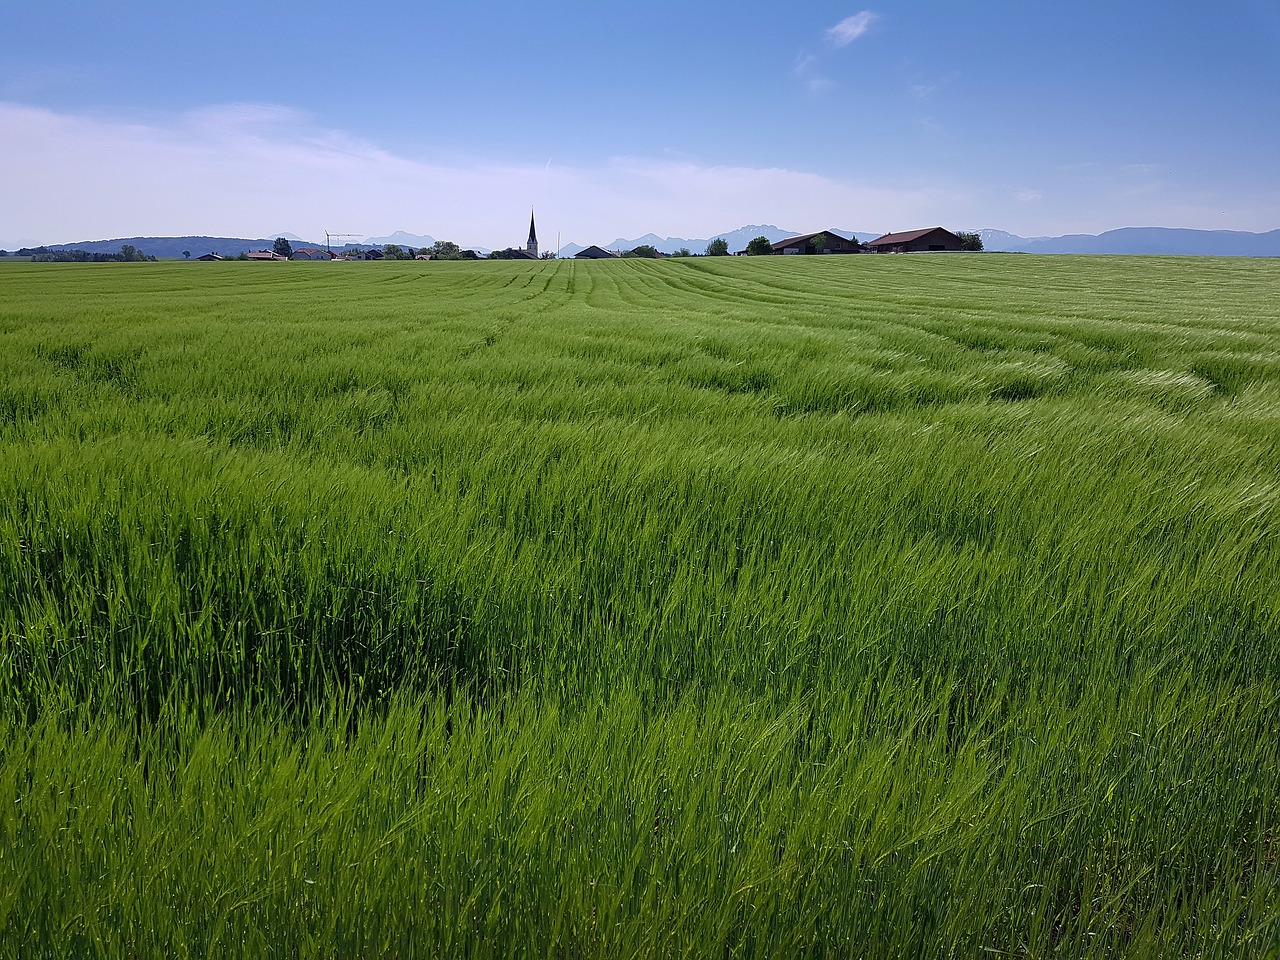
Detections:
25,244,157,263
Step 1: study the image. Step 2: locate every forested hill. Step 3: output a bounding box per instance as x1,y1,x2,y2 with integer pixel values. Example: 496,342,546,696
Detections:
29,236,323,259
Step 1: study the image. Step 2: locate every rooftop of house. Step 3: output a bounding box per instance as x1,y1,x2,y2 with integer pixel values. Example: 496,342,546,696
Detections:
868,227,950,245
770,230,858,250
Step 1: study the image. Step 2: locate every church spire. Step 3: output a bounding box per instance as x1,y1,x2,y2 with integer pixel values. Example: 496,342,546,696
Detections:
526,208,538,259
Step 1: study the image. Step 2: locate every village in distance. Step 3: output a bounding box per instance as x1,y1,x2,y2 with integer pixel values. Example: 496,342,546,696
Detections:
5,218,980,264
5,217,1280,263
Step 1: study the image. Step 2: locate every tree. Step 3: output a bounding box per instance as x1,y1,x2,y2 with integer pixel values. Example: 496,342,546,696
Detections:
273,237,293,258
705,238,730,257
672,248,692,258
623,244,661,258
956,232,984,251
744,236,773,256
182,250,191,260
382,244,412,260
430,240,462,260
808,232,829,254
540,250,557,259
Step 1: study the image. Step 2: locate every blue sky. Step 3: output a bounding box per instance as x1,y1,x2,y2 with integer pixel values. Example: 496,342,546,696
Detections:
2,1,1278,249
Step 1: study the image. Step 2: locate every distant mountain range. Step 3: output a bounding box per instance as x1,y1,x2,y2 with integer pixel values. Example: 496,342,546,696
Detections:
978,226,1280,257
16,225,1280,260
26,236,296,259
24,233,490,259
264,231,445,248
363,231,435,247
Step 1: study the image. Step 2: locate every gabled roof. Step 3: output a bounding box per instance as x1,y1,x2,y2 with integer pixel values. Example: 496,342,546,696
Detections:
574,245,620,259
867,227,953,246
770,230,858,251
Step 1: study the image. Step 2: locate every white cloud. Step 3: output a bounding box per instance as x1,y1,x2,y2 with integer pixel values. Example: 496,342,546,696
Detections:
15,100,1268,246
793,53,833,95
795,11,878,92
0,101,974,248
826,12,878,48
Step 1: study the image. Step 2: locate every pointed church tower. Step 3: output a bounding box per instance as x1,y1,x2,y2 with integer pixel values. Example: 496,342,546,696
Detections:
526,208,539,259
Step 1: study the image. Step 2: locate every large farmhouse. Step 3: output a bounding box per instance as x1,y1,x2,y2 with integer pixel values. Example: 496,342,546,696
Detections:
770,231,862,255
573,245,620,260
867,227,964,253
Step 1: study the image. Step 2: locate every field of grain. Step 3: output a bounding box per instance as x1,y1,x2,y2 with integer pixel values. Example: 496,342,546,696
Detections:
1,255,1278,957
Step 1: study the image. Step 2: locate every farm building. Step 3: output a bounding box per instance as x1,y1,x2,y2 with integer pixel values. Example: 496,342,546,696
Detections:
290,247,332,261
574,245,621,259
769,231,863,255
867,227,964,253
246,250,287,261
195,253,223,261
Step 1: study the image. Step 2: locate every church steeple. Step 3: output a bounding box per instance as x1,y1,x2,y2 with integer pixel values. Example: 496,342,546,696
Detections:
526,208,538,259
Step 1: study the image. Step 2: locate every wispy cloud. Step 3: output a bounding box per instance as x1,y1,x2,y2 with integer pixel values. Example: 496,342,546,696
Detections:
794,11,878,94
0,101,974,248
9,100,1270,247
792,53,833,95
826,12,878,48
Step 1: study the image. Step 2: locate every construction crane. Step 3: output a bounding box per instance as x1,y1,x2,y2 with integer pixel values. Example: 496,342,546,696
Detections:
325,232,360,256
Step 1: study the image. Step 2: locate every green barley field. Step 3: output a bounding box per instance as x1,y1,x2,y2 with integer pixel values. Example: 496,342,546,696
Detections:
1,254,1278,958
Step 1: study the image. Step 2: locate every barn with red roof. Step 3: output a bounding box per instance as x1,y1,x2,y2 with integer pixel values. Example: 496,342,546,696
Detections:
867,227,964,253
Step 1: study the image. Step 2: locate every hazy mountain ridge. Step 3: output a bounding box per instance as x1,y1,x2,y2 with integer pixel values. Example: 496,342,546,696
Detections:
35,236,301,259
30,233,492,259
22,226,1280,260
364,231,437,247
980,226,1280,256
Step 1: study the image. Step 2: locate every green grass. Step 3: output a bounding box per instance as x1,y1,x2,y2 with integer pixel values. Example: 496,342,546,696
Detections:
1,255,1278,957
